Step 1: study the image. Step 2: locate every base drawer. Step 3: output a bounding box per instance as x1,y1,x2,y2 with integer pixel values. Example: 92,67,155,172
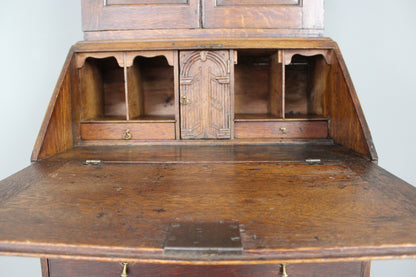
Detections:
46,259,365,277
234,120,328,139
80,122,176,140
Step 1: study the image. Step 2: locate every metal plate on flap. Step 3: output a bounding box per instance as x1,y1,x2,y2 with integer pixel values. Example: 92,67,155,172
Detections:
164,222,243,256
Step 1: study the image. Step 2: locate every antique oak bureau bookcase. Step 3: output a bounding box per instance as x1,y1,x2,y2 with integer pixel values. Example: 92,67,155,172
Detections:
1,1,416,277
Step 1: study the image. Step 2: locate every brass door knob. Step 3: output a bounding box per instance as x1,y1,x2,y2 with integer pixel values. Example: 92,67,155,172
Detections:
120,262,128,277
180,95,190,105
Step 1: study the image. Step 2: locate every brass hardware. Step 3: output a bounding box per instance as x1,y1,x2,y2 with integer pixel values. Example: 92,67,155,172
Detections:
305,158,322,165
120,262,128,277
180,95,190,105
122,129,132,140
280,127,287,134
84,160,102,165
282,264,288,277
227,59,231,74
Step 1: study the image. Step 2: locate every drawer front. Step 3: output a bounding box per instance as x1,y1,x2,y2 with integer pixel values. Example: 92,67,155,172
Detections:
80,122,175,140
234,120,328,139
47,259,364,277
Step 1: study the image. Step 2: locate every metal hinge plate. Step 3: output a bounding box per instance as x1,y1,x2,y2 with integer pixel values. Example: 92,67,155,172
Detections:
84,160,103,165
164,222,243,256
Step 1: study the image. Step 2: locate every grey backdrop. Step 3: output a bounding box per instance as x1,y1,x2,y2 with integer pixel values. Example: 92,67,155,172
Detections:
0,0,415,276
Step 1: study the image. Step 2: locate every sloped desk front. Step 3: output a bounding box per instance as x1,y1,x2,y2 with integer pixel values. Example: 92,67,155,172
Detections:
1,145,416,276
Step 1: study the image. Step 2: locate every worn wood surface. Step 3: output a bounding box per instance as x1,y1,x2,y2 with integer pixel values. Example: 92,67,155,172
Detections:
2,145,416,263
47,259,363,277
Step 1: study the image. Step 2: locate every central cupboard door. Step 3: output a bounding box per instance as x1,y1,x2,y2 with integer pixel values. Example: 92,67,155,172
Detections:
179,51,233,139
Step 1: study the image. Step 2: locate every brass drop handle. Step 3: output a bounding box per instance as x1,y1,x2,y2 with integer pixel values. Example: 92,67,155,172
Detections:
281,264,288,277
120,262,128,277
180,95,190,105
122,129,132,140
280,127,287,134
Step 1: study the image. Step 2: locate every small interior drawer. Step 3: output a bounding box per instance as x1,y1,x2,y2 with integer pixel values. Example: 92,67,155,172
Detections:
47,259,364,277
234,120,328,139
80,122,175,140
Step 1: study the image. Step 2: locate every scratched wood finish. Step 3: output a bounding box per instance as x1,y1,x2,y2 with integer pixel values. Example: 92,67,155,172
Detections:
47,259,364,277
180,50,232,139
1,145,416,262
81,0,200,31
80,122,176,140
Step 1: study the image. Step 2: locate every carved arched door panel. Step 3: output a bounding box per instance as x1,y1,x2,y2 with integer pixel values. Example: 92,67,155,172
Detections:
180,51,232,139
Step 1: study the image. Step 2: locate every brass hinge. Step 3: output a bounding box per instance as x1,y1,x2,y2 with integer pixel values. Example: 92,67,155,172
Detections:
84,160,103,165
305,158,322,165
227,59,231,74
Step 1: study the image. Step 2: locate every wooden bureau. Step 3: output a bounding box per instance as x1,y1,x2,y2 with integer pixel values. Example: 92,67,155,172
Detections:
1,1,416,277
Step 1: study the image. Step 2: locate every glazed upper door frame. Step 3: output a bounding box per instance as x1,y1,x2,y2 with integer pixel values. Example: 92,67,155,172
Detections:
82,0,200,31
202,0,324,30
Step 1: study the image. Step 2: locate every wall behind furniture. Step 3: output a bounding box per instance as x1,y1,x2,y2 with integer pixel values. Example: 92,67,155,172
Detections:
0,0,415,276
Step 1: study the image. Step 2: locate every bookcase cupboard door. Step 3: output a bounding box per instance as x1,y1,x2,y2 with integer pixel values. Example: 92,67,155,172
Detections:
203,0,324,31
179,51,232,139
82,0,200,31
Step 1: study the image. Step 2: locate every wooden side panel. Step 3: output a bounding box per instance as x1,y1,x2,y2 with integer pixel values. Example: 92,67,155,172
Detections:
31,50,74,161
326,48,376,160
81,0,200,31
180,51,231,139
48,259,363,277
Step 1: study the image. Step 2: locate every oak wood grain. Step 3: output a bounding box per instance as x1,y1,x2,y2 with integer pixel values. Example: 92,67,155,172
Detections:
1,145,416,263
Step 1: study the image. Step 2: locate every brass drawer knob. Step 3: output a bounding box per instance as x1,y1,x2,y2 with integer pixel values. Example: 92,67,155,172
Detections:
122,129,132,140
280,127,287,134
180,95,190,105
121,262,128,277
